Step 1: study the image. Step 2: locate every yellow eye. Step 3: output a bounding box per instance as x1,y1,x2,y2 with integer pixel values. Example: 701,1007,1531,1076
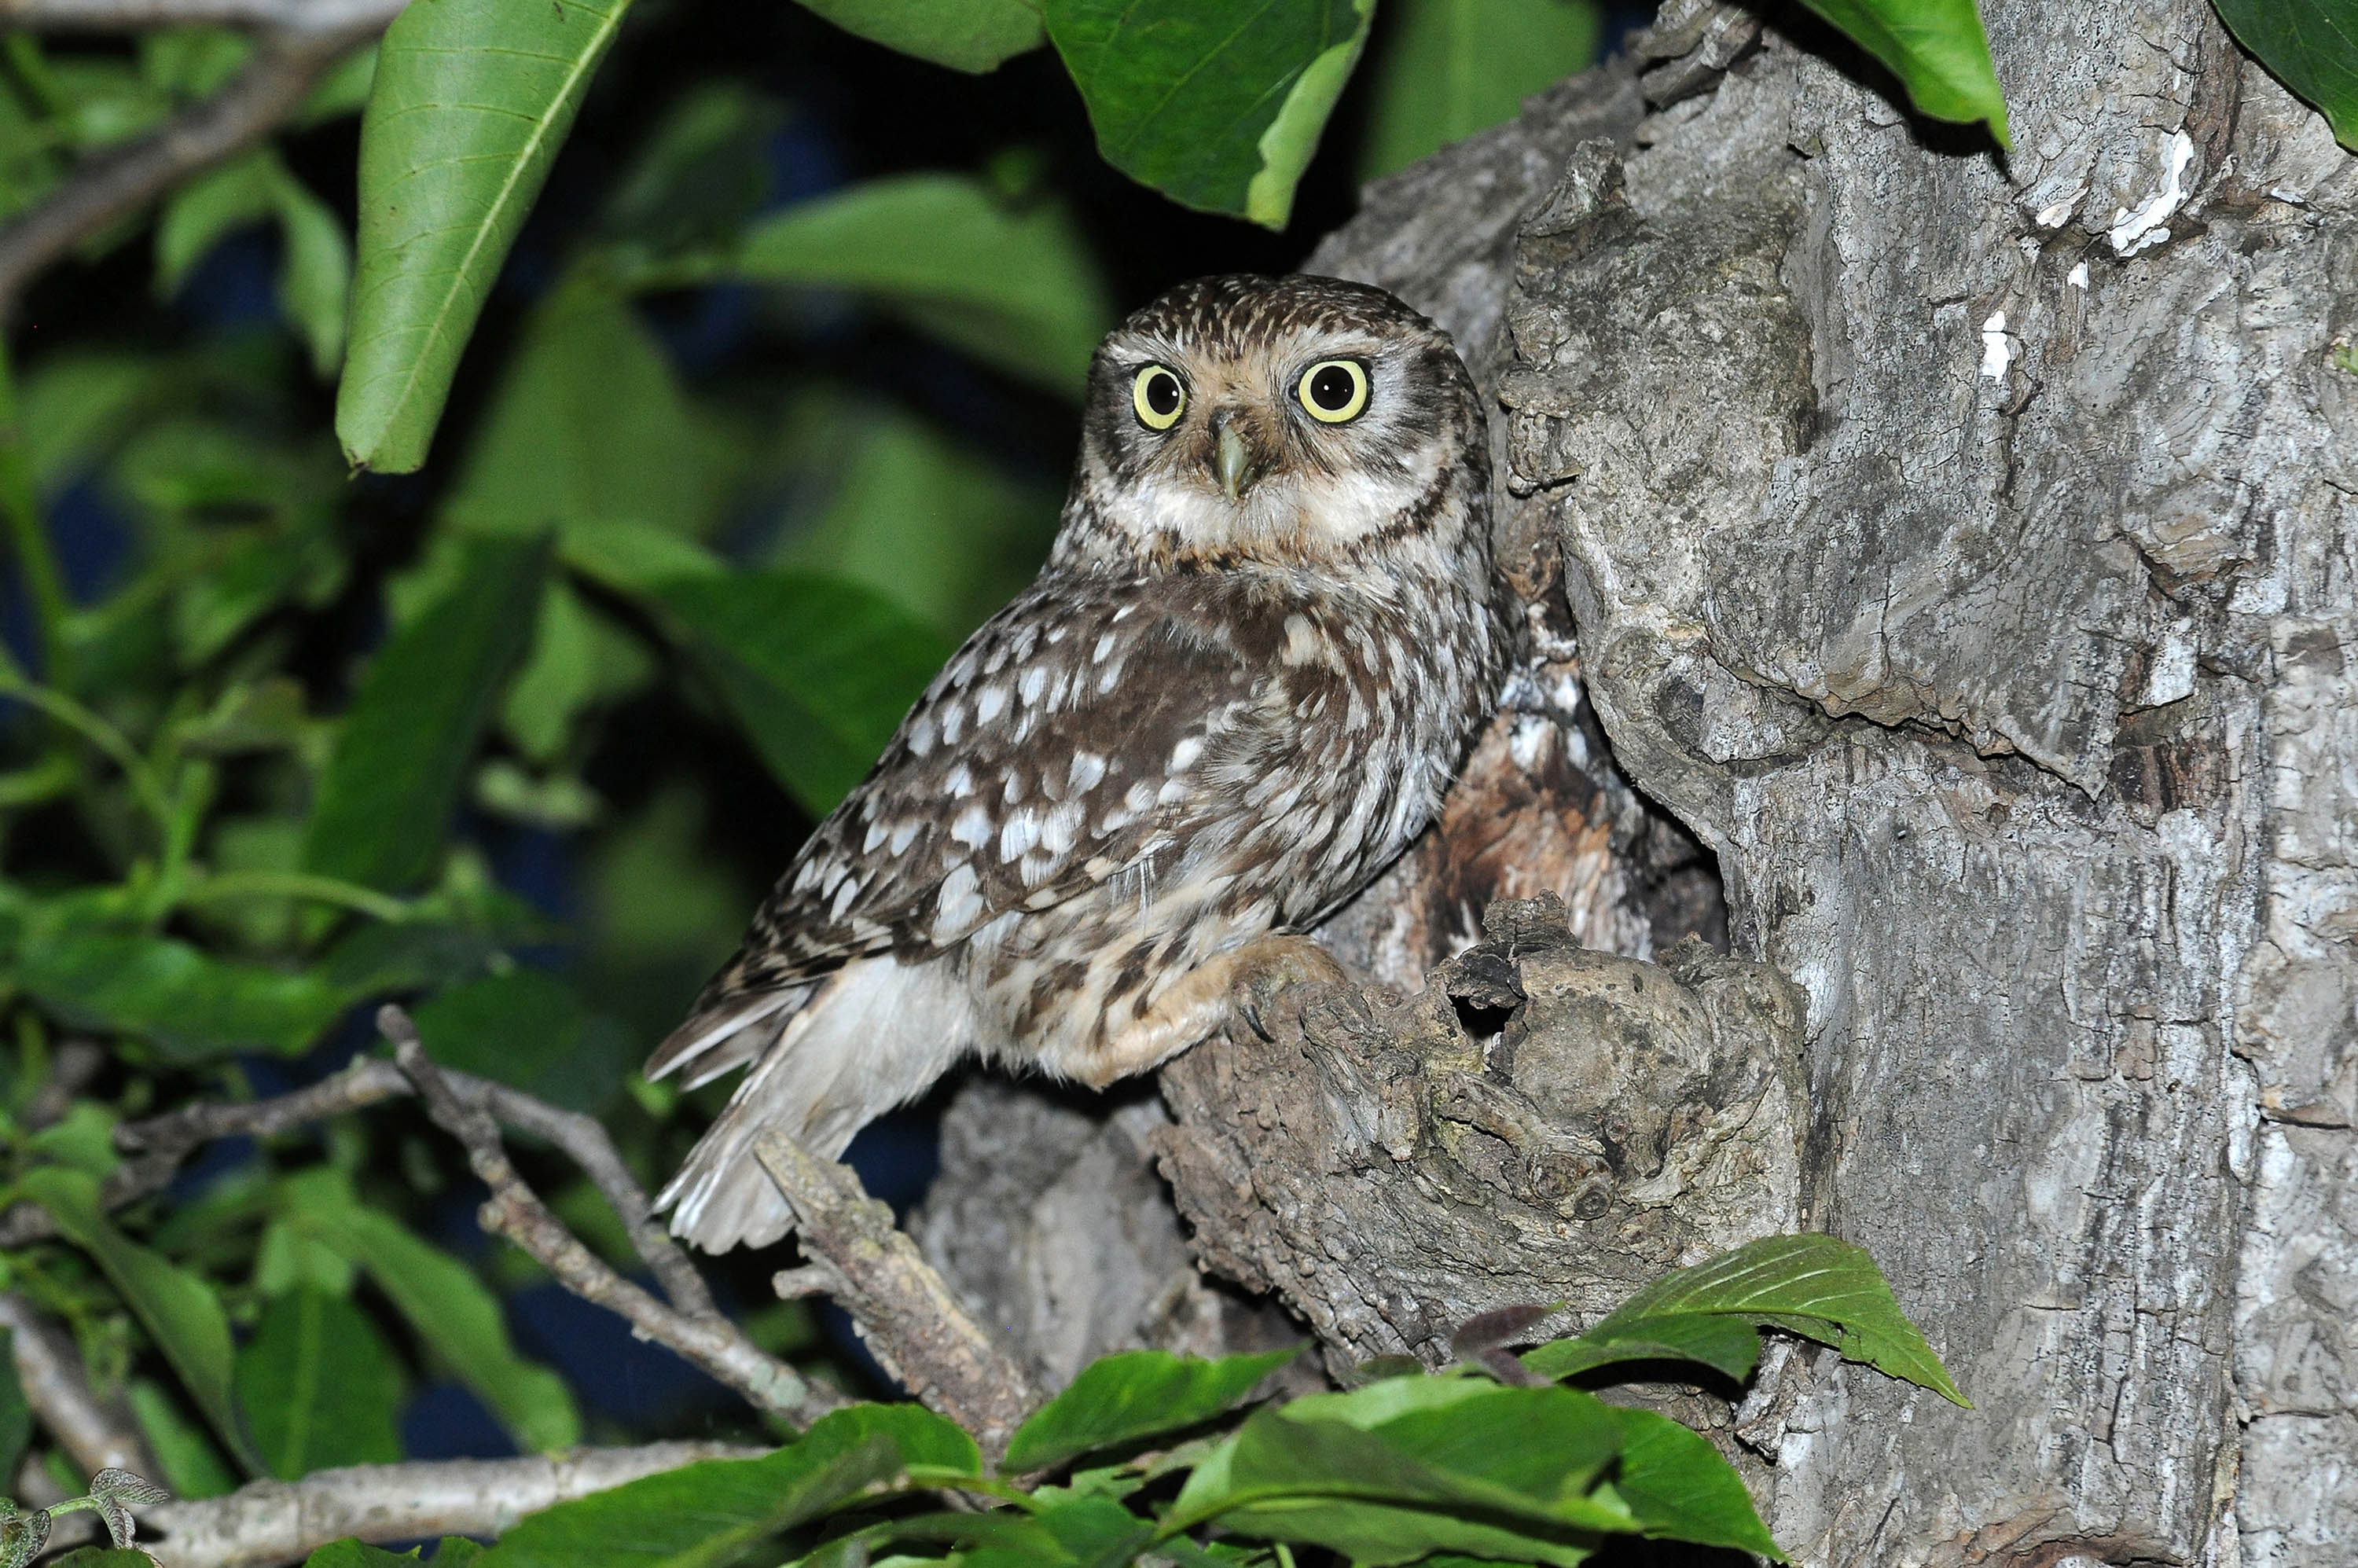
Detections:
1132,365,1186,430
1297,358,1369,423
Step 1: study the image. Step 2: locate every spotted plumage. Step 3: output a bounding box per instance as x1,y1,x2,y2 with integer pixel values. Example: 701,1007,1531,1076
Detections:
652,274,1506,1252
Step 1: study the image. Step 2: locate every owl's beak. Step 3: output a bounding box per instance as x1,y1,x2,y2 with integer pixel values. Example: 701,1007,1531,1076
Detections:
1214,420,1262,501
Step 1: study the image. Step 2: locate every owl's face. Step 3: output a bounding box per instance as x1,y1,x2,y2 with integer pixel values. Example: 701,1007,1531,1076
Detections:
1058,274,1486,574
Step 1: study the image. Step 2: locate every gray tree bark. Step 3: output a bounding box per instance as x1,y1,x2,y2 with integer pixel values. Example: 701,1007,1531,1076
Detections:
917,2,2358,1562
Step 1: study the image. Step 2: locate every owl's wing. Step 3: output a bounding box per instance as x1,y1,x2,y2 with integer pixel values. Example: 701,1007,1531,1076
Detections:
645,575,1287,1081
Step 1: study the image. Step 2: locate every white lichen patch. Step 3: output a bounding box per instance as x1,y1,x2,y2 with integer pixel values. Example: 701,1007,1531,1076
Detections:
2109,130,2196,255
2068,262,2089,288
1979,310,2013,380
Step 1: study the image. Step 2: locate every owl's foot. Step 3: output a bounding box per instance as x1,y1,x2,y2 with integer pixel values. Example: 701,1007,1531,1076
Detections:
1227,931,1353,1041
1060,932,1355,1087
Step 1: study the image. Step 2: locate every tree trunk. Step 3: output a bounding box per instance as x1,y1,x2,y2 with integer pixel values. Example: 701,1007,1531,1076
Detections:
917,2,2358,1562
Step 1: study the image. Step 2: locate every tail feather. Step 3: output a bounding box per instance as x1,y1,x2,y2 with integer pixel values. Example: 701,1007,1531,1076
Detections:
656,954,975,1253
645,986,806,1091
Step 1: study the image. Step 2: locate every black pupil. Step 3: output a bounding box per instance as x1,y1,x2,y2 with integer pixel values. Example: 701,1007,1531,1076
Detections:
1144,373,1181,416
1310,364,1356,410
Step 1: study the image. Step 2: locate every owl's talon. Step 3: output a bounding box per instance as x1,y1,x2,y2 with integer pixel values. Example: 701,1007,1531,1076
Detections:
1229,933,1354,1041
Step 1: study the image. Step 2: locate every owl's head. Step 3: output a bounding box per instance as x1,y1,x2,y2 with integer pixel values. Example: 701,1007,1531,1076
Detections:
1058,274,1488,574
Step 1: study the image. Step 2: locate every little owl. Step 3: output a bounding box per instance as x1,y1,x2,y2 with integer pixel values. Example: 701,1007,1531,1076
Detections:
651,273,1504,1252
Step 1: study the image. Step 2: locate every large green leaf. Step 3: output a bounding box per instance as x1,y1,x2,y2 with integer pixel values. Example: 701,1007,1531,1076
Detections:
1169,1397,1630,1566
20,1167,257,1472
410,968,630,1114
301,1545,421,1568
779,403,1057,639
442,289,713,539
1357,0,1600,180
792,0,1045,72
303,531,549,892
1005,1347,1298,1474
17,930,345,1061
337,0,634,472
1519,1309,1761,1384
654,569,949,816
1796,0,2009,148
234,1287,405,1480
470,1405,977,1568
1044,0,1373,228
1536,1235,1967,1405
284,1170,580,1452
2211,0,2358,150
658,174,1113,396
1606,1407,1784,1559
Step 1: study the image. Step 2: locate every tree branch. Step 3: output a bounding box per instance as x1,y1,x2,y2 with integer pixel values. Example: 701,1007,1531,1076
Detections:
0,1057,413,1249
753,1130,1040,1456
0,8,396,321
0,0,402,28
0,1291,158,1479
139,1441,764,1568
380,1007,838,1429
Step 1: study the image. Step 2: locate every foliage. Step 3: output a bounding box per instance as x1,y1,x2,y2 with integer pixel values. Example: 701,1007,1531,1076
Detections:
2210,0,2358,150
274,1236,1959,1567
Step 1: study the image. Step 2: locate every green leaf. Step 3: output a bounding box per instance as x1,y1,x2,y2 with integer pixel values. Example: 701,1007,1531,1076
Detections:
285,1170,580,1452
654,569,949,816
1606,1407,1783,1559
499,581,652,762
127,1377,238,1500
672,174,1112,396
1519,1311,1761,1384
303,531,550,892
558,518,724,595
1170,1401,1625,1566
791,0,1045,72
2211,0,2358,150
443,289,714,541
153,150,276,299
338,0,634,472
49,1552,159,1568
1005,1348,1298,1474
1357,0,1600,181
410,968,630,1114
17,931,345,1061
0,1331,34,1488
778,405,1059,638
1562,1235,1967,1405
471,1405,977,1568
302,1544,421,1568
1043,0,1373,229
234,1287,405,1480
270,165,353,378
20,1167,257,1471
1794,0,2010,148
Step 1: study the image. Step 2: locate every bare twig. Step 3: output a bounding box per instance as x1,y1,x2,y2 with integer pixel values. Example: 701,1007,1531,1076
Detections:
140,1441,764,1568
752,1129,1040,1456
0,1291,159,1479
0,1057,411,1248
0,9,394,320
380,1008,837,1428
0,0,402,28
5,1056,714,1324
466,1076,718,1321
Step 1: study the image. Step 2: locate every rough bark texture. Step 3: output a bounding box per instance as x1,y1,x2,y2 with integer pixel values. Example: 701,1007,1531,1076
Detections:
922,2,2358,1562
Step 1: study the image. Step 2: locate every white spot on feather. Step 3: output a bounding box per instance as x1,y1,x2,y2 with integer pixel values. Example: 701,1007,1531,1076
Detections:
975,685,1008,724
1068,752,1107,792
950,803,993,847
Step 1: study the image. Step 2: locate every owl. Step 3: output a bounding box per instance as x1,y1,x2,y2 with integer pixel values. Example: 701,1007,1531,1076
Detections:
650,273,1505,1252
